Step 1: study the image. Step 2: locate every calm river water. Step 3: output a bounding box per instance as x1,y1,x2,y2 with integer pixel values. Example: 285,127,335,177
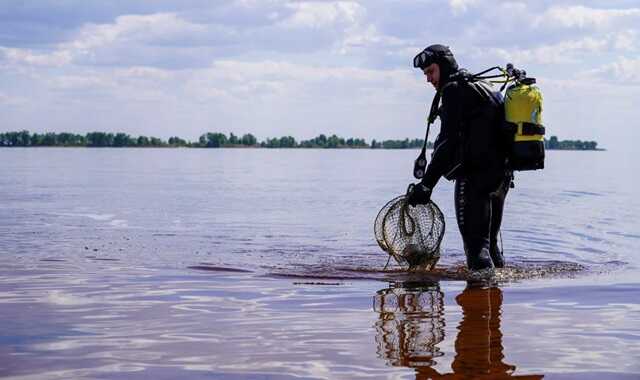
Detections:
1,148,639,379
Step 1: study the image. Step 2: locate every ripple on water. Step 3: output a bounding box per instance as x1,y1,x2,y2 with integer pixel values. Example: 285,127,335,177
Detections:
263,259,591,283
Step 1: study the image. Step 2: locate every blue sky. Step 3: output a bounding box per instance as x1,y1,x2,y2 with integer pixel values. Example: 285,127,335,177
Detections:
1,1,639,150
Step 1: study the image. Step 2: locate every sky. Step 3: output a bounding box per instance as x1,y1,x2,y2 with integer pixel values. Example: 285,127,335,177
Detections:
1,0,639,151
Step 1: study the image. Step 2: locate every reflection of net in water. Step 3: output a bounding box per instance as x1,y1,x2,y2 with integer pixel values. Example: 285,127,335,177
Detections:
374,195,445,270
373,283,445,367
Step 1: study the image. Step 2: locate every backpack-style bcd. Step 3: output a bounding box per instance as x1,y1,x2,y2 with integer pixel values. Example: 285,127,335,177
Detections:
412,64,545,180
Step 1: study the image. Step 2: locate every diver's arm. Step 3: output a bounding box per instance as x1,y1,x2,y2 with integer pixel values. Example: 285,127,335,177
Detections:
421,82,464,190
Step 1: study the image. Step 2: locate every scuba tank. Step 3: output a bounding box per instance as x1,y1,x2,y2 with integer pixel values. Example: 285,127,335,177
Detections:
503,64,545,171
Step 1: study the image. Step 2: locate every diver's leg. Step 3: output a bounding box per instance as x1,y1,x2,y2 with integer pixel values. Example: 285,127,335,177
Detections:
489,177,509,268
455,179,494,271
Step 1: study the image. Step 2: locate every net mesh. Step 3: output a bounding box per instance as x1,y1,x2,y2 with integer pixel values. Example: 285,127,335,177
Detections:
375,195,445,270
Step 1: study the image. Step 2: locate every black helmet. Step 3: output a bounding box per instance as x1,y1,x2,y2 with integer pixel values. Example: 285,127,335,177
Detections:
413,44,459,82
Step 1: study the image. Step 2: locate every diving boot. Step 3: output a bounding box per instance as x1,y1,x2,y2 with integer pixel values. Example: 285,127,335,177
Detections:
466,248,495,271
490,245,505,268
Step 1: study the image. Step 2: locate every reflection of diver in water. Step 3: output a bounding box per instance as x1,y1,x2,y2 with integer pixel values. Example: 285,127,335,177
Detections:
373,283,543,379
374,281,446,367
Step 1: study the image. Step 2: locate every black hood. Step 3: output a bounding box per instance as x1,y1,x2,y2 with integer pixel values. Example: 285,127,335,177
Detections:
417,44,459,85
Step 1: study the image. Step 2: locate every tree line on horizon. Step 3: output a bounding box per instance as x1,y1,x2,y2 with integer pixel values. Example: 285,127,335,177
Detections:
0,130,598,150
0,130,431,149
545,135,598,150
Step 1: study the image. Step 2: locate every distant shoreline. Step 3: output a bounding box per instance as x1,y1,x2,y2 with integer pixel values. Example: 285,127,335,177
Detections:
0,145,606,151
0,130,602,151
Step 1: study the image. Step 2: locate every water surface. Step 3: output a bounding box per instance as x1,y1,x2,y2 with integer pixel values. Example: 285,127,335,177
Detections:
1,148,639,379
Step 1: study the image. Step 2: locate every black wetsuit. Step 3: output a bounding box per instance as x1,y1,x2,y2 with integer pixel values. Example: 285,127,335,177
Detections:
421,76,510,268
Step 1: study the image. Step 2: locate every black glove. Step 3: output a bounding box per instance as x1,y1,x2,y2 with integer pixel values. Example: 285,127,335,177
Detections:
407,182,432,207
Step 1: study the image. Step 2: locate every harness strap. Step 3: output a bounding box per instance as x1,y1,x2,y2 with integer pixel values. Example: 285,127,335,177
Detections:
521,122,545,135
414,86,446,179
506,122,545,136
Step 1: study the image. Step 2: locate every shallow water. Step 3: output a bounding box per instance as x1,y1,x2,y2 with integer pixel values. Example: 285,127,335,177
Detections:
1,148,639,379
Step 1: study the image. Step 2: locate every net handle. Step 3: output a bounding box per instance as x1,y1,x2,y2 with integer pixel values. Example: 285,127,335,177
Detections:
400,184,416,236
406,183,415,197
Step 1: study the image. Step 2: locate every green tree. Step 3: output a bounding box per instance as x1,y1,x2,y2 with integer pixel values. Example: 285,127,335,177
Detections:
204,132,227,147
57,132,85,146
317,134,327,147
149,137,165,146
327,135,337,148
137,136,150,146
168,136,187,146
30,133,43,146
279,136,296,148
3,130,31,146
42,132,58,146
264,137,280,148
113,133,133,147
298,139,313,148
87,132,114,147
241,133,257,146
19,130,30,146
382,139,403,149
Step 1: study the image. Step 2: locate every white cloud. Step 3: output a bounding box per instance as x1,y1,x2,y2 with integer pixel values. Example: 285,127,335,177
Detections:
2,13,209,69
0,47,71,67
449,0,480,15
583,57,640,84
612,29,639,52
47,74,115,91
339,23,406,54
115,66,172,81
537,5,640,29
67,13,205,51
57,13,211,68
479,35,626,65
280,1,362,28
0,92,28,106
188,60,417,105
277,1,407,57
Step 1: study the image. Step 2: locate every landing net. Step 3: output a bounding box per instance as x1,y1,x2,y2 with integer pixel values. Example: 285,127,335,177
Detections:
374,195,445,270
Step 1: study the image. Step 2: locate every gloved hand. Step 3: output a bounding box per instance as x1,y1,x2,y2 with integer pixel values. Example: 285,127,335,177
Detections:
407,182,432,207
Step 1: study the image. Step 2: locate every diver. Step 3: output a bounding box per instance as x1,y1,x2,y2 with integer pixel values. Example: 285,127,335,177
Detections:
407,44,511,271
